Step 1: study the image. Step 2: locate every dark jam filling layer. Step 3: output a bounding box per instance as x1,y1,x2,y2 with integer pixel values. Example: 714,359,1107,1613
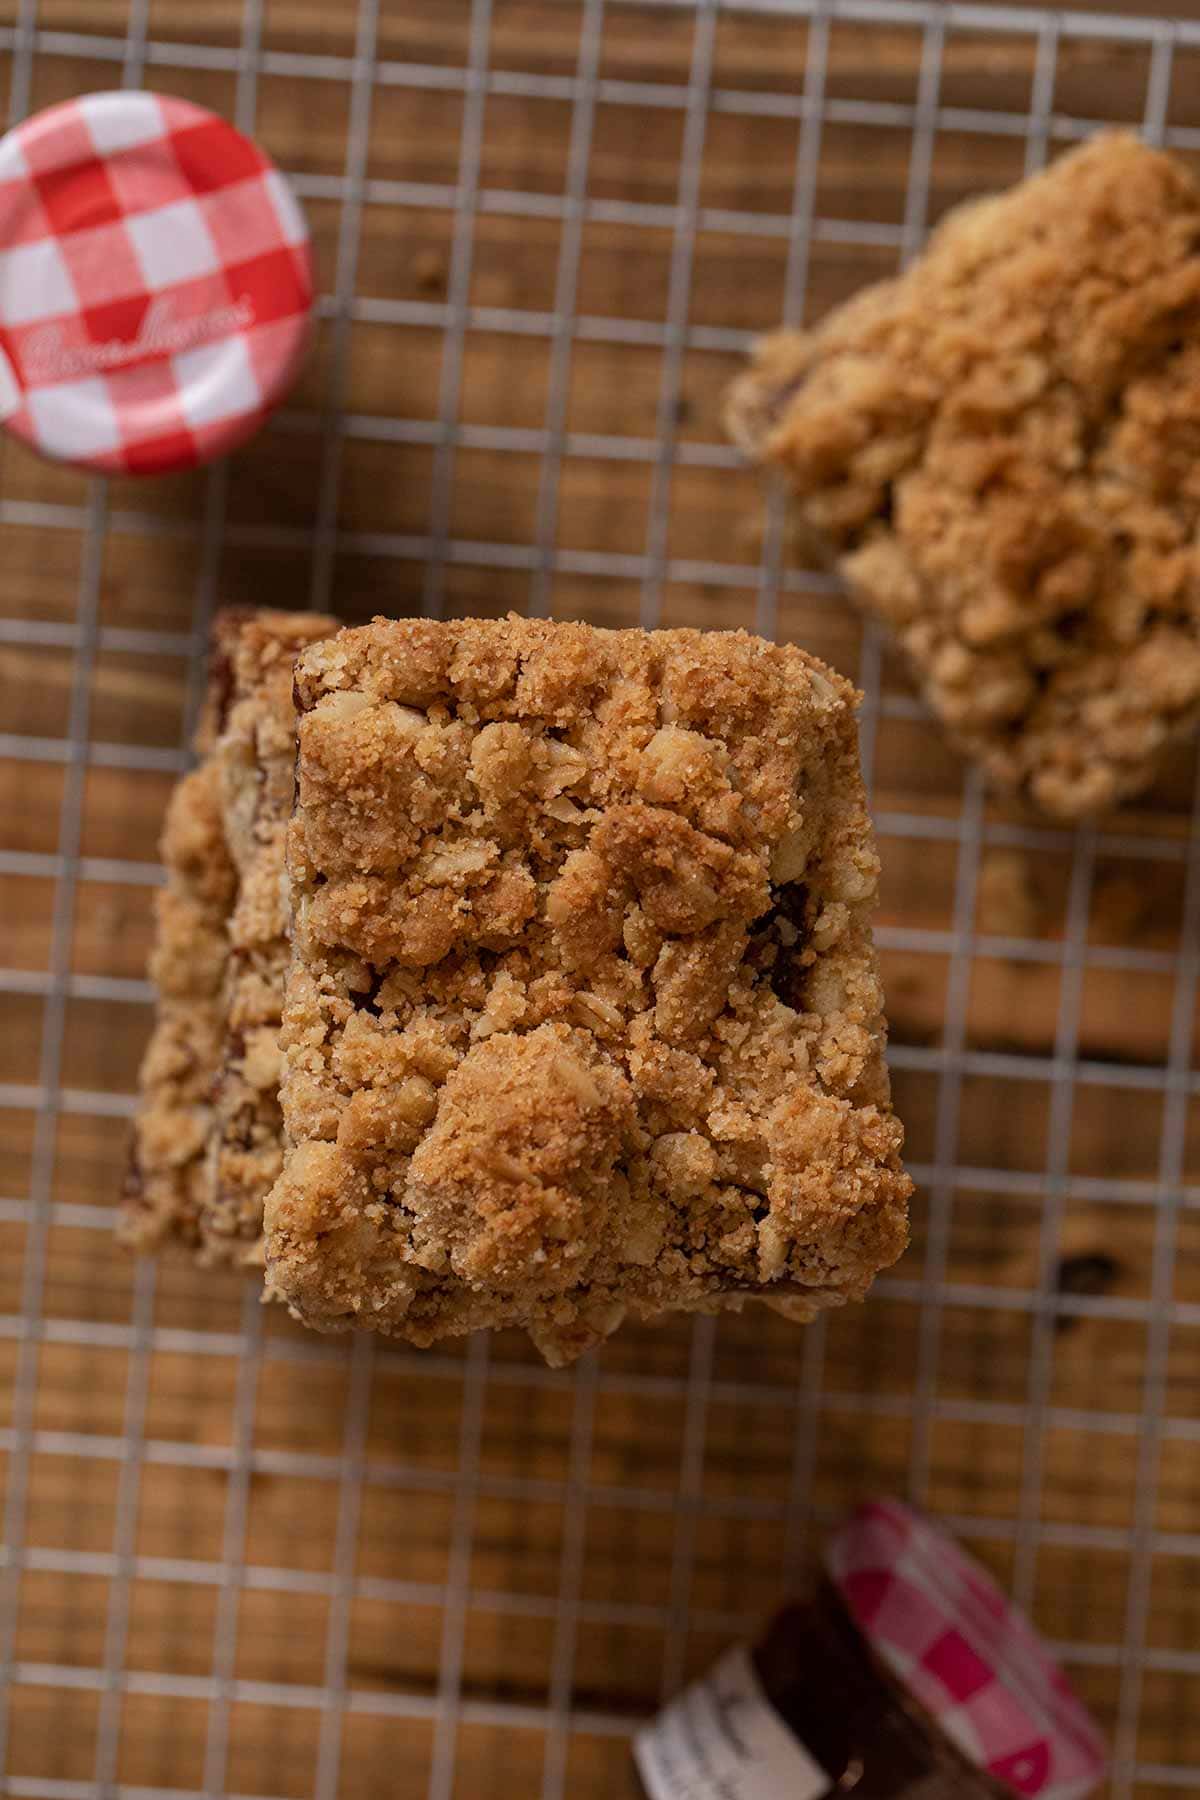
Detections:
750,1580,1011,1799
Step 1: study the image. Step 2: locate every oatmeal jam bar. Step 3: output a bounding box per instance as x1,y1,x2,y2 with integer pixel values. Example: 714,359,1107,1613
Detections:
727,133,1200,820
120,756,236,1251
265,616,910,1365
204,609,335,1264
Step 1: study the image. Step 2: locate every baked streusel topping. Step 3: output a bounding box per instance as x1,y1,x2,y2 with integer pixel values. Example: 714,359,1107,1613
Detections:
728,133,1200,820
265,615,910,1364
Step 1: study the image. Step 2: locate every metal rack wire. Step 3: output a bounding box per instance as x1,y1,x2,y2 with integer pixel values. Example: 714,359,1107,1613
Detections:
0,2,1198,1796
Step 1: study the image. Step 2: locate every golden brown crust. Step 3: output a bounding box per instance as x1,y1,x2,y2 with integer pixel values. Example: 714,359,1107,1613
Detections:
119,759,236,1251
204,610,337,1264
728,133,1200,821
265,615,910,1364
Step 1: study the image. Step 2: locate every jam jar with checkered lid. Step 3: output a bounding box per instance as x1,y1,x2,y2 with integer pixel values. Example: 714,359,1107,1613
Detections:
0,91,313,475
631,1501,1107,1800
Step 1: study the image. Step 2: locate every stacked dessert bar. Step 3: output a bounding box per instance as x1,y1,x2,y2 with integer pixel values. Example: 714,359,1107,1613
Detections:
123,610,911,1364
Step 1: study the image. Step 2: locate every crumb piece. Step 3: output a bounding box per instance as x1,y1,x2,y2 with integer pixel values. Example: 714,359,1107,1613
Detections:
204,610,336,1262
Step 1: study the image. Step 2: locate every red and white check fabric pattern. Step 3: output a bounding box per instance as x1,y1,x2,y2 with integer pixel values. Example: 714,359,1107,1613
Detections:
827,1501,1107,1799
0,92,312,473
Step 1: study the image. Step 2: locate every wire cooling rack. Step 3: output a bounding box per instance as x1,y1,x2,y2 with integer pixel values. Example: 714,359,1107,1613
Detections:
0,2,1198,1796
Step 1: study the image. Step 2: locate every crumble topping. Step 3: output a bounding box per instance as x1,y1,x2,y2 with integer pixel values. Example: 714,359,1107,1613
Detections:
265,615,910,1364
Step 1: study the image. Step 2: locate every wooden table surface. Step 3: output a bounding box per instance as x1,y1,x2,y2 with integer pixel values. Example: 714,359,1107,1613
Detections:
1,4,1198,1797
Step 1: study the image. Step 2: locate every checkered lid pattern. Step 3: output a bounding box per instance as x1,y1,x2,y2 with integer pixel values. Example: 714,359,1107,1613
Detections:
0,91,313,474
827,1501,1107,1799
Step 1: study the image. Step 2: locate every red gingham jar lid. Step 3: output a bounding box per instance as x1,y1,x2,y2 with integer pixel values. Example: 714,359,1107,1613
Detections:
827,1500,1107,1799
0,91,313,474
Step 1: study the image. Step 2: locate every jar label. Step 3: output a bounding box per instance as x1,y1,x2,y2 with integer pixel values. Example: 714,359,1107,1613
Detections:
634,1643,832,1800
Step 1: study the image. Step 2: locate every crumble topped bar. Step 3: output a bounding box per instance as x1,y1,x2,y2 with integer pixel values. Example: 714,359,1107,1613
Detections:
205,609,336,1263
728,132,1200,821
265,615,910,1364
120,756,236,1251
